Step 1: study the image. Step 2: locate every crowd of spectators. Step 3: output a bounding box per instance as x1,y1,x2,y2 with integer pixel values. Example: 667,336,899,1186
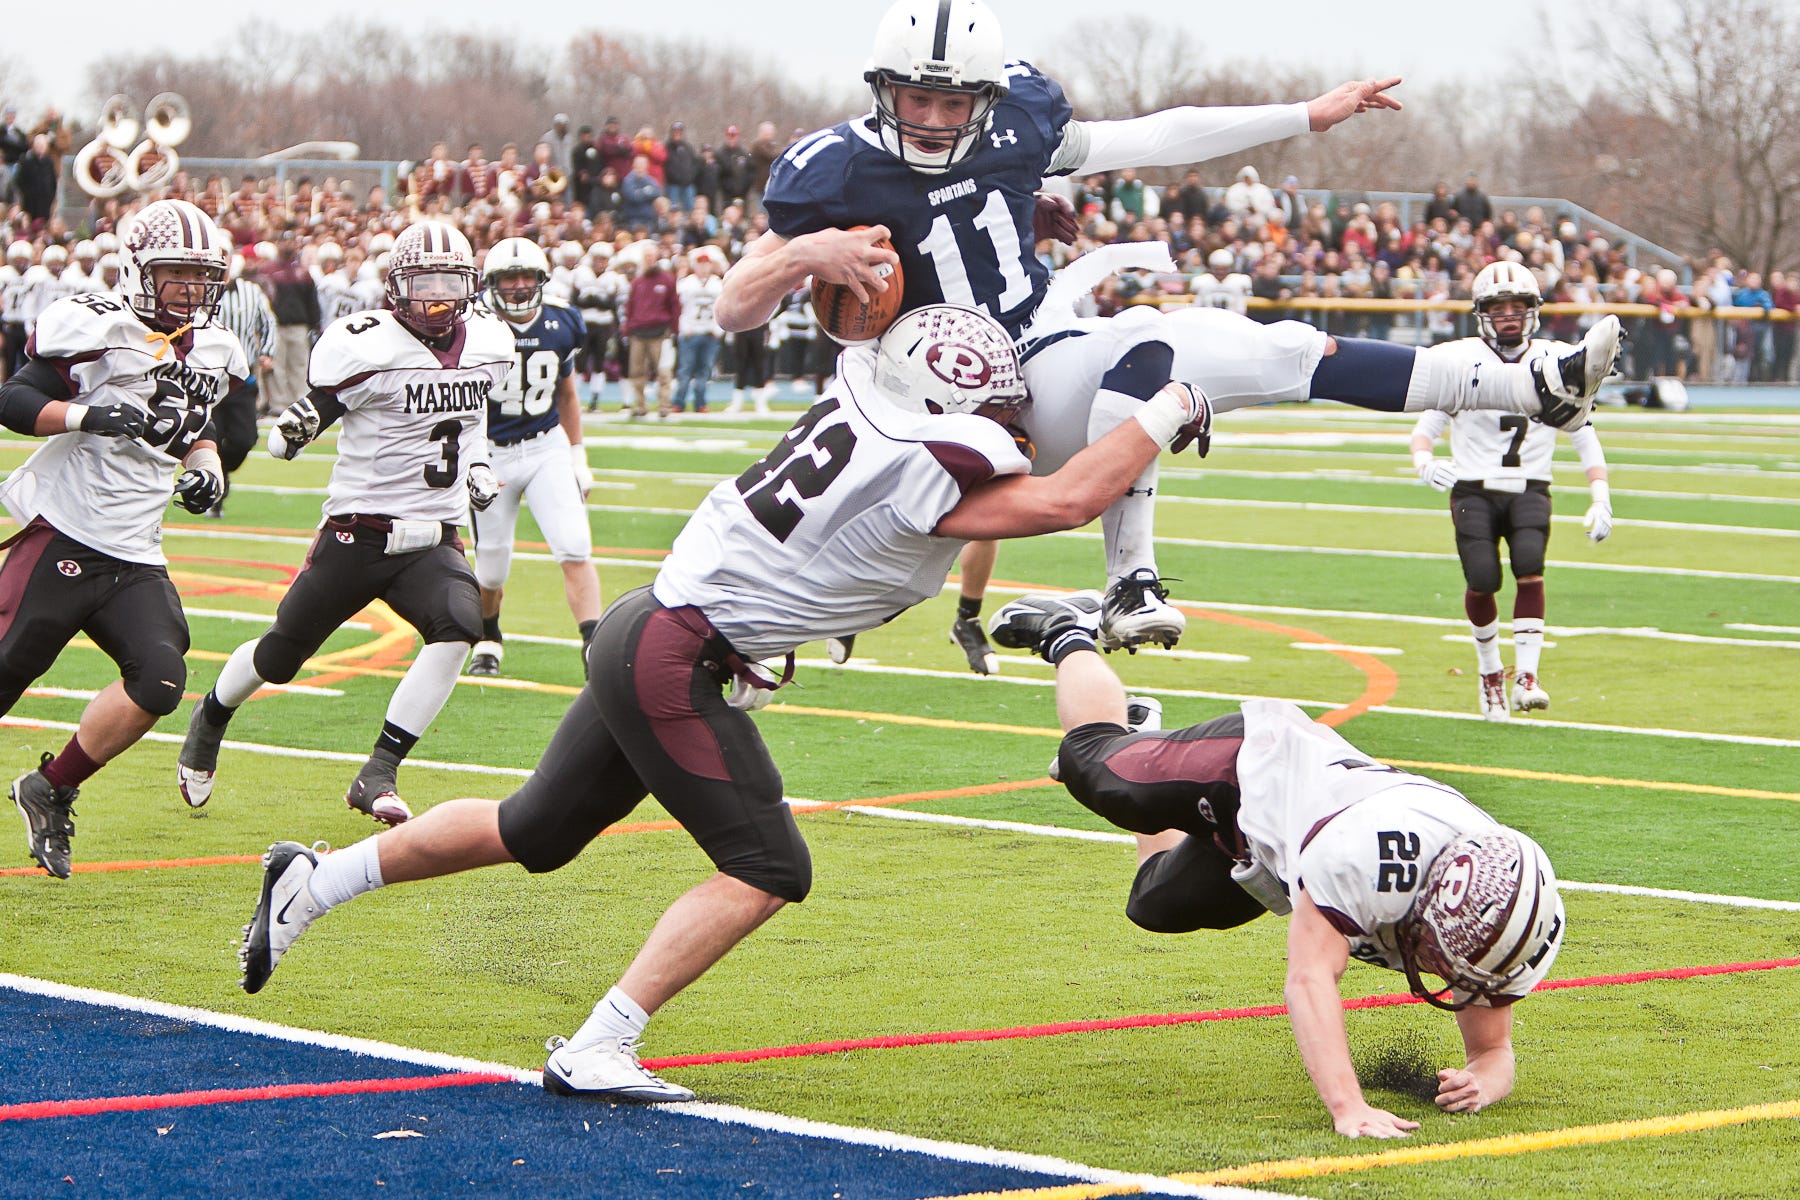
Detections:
2,105,1796,398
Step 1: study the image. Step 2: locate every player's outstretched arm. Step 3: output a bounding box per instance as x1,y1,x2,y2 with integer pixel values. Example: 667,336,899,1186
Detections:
932,382,1208,542
0,359,147,439
1307,78,1404,132
716,228,899,333
1287,890,1421,1139
1438,1003,1516,1113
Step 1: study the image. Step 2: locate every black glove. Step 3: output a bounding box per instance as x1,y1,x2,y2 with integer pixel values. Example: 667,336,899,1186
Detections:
173,467,224,514
77,402,149,439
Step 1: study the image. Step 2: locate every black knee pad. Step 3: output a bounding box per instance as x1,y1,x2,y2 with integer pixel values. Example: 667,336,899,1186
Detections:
123,645,187,716
1509,527,1548,579
1456,538,1504,595
252,632,310,686
1126,854,1216,934
725,833,813,905
419,576,483,645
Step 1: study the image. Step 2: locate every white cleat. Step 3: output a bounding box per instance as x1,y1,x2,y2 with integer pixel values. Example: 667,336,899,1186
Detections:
826,634,856,664
1099,569,1186,652
1534,315,1622,431
1512,672,1550,713
240,841,325,994
1479,670,1510,723
542,1035,695,1103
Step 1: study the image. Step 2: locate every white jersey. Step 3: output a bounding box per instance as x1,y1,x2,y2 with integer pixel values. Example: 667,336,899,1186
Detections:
654,347,1031,659
314,271,359,330
20,267,82,331
1232,700,1549,1005
1189,271,1252,314
0,264,26,322
0,293,247,563
1413,337,1567,485
546,264,576,309
573,266,620,328
678,274,722,337
349,273,386,314
308,308,513,524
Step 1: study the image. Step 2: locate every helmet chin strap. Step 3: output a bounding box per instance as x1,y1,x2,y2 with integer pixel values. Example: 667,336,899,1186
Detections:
144,321,194,360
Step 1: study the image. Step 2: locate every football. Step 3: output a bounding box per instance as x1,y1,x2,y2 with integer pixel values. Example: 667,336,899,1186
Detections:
810,229,904,343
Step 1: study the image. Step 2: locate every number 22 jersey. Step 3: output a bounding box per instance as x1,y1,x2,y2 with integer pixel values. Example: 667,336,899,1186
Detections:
308,308,514,524
0,292,246,564
653,347,1030,659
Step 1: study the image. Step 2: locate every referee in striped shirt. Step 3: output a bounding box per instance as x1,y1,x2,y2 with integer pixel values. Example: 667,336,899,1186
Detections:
208,255,278,518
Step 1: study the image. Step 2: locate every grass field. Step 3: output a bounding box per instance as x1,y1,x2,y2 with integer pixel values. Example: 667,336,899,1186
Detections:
2,397,1797,1198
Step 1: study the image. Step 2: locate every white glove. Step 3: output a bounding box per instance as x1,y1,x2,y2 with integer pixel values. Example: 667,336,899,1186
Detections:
570,441,594,498
467,463,502,512
1415,455,1457,491
268,397,320,460
1585,479,1612,542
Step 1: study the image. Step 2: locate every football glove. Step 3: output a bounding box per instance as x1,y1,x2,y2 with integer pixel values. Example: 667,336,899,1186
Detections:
1168,382,1213,457
1032,192,1080,245
467,463,501,512
1584,480,1612,542
172,467,224,514
268,397,321,460
569,442,594,497
70,401,149,439
1416,457,1458,491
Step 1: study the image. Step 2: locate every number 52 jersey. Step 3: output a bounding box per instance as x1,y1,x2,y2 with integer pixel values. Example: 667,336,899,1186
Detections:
309,308,515,523
0,292,246,564
653,347,1031,660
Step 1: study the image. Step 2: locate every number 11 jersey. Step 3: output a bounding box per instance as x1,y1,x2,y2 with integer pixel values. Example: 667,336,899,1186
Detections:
309,308,514,524
653,347,1030,659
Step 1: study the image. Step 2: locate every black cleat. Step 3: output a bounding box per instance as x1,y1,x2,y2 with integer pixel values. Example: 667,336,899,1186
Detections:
949,617,999,675
11,753,76,879
987,592,1104,661
345,759,412,826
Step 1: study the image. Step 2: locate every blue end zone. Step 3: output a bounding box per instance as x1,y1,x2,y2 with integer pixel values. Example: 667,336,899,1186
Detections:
2,986,1104,1199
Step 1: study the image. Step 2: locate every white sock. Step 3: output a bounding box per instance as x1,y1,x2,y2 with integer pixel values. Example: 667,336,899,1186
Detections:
569,986,650,1051
1100,473,1159,581
1471,621,1503,674
1513,618,1545,677
1408,344,1539,417
307,837,385,910
213,638,268,708
384,641,470,734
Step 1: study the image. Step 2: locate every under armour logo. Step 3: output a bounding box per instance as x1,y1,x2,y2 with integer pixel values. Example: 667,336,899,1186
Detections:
56,560,80,577
990,128,1018,147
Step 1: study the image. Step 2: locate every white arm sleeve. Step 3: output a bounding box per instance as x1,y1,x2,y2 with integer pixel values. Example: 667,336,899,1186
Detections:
1049,103,1311,176
1569,423,1608,472
1410,410,1451,443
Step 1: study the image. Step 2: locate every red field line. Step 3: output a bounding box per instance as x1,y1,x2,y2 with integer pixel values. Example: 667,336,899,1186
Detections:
0,1071,514,1123
0,854,261,878
641,957,1800,1070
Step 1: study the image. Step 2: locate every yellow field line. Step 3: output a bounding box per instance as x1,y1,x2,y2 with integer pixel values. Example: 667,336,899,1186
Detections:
764,703,1063,738
1177,1097,1800,1185
1382,758,1800,803
918,1187,1142,1200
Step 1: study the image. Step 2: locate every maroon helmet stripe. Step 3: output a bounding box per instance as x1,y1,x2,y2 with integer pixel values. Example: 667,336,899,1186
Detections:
175,203,200,248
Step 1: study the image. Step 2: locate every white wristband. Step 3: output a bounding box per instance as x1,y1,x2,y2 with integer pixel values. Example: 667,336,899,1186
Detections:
1412,448,1436,470
1131,389,1189,448
63,403,89,433
185,446,223,476
1590,479,1610,505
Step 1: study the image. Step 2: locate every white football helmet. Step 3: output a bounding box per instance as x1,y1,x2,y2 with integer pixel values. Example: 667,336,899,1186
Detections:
118,200,230,330
316,240,344,267
41,244,68,274
484,236,551,321
1472,260,1541,350
1207,248,1235,273
92,231,121,256
386,222,479,338
1397,828,1564,1010
6,241,32,269
865,0,1008,173
874,303,1028,423
368,231,397,256
554,240,585,268
73,240,98,268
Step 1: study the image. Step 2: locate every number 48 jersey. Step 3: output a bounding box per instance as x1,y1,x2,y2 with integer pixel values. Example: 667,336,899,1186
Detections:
653,347,1030,659
484,301,584,445
308,308,514,523
763,62,1073,337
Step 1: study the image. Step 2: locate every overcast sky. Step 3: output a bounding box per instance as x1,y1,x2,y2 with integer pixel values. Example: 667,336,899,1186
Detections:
7,0,1564,117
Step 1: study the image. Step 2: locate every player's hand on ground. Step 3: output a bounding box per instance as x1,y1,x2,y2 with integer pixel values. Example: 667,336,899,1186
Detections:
1333,1101,1420,1139
1307,77,1403,131
1032,193,1079,245
172,467,224,514
801,226,898,303
1417,458,1458,491
468,463,502,511
72,401,149,439
269,398,320,459
1435,1067,1494,1113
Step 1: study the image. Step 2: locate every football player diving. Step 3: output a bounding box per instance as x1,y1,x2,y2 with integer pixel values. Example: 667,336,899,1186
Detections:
0,199,244,877
989,589,1566,1138
465,236,601,680
717,0,1620,670
232,304,1211,1104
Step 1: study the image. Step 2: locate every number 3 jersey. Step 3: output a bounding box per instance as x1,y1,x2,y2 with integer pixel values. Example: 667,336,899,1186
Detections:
1232,698,1552,1004
0,293,246,564
763,63,1073,336
484,302,584,445
309,308,514,523
653,347,1030,659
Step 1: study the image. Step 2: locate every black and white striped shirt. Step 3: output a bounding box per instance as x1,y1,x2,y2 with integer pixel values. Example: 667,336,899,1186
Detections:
214,279,277,366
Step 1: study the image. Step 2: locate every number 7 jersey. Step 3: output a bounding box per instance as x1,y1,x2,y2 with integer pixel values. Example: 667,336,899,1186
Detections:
653,347,1030,659
308,308,514,523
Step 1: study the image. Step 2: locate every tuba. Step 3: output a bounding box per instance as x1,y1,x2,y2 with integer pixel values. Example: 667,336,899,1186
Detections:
532,167,568,201
79,92,191,197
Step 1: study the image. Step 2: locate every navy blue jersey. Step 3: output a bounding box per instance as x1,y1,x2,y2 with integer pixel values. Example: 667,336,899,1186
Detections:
486,301,585,443
764,62,1073,337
